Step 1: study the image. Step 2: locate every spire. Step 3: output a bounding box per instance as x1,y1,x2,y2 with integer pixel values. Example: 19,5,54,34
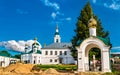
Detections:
56,24,59,33
55,24,59,35
34,37,37,43
54,24,61,43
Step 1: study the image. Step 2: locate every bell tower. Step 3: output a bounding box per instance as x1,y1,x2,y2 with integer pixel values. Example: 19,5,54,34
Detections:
54,25,61,43
25,44,28,53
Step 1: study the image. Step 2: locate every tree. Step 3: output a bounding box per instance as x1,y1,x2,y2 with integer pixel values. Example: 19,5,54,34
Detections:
71,2,112,60
0,50,11,57
14,54,21,59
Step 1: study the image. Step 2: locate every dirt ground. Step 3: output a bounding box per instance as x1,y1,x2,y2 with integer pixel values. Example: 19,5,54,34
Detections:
0,63,75,75
0,63,109,75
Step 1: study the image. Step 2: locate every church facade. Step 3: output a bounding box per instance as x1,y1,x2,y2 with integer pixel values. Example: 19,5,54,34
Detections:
21,25,75,64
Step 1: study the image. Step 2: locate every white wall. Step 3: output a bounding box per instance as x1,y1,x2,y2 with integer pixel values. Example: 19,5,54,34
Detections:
0,56,20,67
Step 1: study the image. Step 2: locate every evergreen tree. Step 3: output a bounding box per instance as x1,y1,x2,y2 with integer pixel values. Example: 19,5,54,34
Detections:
0,50,11,57
71,2,111,60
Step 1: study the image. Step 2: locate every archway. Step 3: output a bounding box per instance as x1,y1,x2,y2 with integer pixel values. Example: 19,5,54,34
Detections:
88,47,101,71
76,37,111,72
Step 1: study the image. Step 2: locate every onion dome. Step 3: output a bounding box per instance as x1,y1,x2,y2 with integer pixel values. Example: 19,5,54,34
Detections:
32,37,40,46
88,17,97,28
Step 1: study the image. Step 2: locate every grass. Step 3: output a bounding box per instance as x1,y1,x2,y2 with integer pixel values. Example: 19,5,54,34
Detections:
35,64,77,71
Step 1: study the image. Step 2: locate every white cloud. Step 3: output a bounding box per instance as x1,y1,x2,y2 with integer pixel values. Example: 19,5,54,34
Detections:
104,2,120,10
51,12,57,19
40,0,60,10
92,0,96,3
66,17,72,21
92,0,120,10
112,46,120,50
0,40,42,52
51,11,64,19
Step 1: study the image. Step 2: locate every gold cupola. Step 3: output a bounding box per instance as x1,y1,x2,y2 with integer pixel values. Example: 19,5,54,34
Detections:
88,17,97,28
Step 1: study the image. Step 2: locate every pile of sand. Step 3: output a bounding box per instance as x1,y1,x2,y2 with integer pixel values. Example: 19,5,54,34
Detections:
44,68,58,74
0,67,3,72
3,63,34,73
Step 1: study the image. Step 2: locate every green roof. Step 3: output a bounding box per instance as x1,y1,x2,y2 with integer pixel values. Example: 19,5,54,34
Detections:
96,36,110,45
0,54,19,59
32,42,39,46
76,36,110,46
55,32,59,35
27,50,42,54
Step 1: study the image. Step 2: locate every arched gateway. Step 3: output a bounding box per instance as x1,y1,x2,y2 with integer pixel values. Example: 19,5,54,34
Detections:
76,17,111,72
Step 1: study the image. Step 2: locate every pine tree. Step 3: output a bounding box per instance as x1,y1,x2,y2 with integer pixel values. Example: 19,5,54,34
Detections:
71,2,111,60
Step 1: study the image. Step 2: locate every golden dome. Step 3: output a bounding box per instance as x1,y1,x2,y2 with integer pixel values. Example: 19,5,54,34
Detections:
88,17,97,28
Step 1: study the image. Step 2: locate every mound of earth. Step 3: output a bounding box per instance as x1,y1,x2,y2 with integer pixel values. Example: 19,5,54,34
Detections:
44,68,58,74
3,63,34,73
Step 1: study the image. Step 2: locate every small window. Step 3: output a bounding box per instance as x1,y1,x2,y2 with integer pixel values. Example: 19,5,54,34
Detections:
64,51,67,55
34,56,36,58
60,51,62,55
56,39,58,43
45,51,48,55
50,59,52,62
39,60,40,63
55,59,57,62
50,51,53,55
28,60,30,63
55,51,57,55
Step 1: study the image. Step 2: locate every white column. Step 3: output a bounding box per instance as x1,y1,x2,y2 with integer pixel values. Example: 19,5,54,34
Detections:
84,57,89,71
78,51,85,72
102,50,111,72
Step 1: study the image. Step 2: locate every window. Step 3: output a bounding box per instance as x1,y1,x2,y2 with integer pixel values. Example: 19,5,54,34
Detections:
28,60,30,63
34,56,36,59
55,51,57,55
56,39,58,43
55,59,57,62
39,60,40,63
60,51,62,55
50,59,52,62
45,51,48,55
64,51,67,55
50,51,53,55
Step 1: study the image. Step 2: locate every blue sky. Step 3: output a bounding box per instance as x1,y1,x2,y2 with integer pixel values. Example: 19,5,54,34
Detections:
0,0,120,54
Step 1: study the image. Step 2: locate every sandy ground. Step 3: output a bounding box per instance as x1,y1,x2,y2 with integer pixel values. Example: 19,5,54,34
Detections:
0,63,109,75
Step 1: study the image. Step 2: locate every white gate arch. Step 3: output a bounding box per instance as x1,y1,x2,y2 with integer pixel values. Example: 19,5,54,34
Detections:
76,37,111,72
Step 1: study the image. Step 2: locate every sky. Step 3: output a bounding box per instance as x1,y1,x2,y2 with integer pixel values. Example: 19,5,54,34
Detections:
0,0,120,54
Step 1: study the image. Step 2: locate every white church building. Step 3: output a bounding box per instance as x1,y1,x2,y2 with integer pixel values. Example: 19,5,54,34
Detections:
21,25,75,65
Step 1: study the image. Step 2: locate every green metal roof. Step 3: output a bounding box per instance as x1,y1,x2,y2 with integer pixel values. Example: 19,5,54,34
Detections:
0,53,19,59
55,32,59,35
96,36,110,45
76,36,110,46
32,42,39,46
27,50,42,54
